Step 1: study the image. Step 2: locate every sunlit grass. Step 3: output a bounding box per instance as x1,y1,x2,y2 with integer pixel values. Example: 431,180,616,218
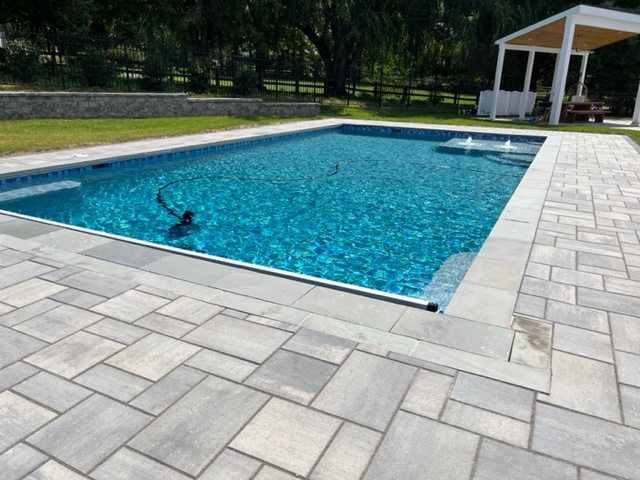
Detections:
1,104,638,157
0,115,313,156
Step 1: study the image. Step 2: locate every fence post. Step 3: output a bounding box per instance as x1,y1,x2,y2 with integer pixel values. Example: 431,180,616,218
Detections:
346,68,350,106
123,42,131,92
378,65,383,108
275,59,279,101
55,30,66,90
232,56,236,97
313,69,317,102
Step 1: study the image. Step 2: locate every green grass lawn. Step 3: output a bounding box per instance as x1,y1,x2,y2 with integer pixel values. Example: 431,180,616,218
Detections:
1,105,639,156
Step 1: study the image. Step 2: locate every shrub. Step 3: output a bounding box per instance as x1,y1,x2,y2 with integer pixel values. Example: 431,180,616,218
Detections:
189,57,212,94
141,43,173,91
80,45,115,88
234,66,257,96
5,39,42,83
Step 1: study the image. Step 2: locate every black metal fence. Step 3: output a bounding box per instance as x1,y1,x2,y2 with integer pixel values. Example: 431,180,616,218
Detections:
0,30,480,108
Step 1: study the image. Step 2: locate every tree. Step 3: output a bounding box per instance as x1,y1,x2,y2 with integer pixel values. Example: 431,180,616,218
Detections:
0,0,96,32
281,0,397,95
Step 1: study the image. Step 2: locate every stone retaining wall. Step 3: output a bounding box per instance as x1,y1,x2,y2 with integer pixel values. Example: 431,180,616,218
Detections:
0,92,320,119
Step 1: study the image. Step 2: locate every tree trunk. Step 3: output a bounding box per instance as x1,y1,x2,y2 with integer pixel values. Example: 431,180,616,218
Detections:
324,60,350,95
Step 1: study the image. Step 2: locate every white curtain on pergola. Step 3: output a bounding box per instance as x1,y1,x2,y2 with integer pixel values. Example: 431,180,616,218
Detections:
490,5,640,126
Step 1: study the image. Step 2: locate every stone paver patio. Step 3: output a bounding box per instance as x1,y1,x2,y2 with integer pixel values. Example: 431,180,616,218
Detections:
1,119,639,479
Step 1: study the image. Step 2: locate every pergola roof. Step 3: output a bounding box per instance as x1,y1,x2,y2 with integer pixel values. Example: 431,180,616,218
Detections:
489,5,640,126
497,4,640,53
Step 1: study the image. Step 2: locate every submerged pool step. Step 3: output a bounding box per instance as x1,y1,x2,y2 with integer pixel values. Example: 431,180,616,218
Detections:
419,252,477,310
0,181,81,202
439,138,540,155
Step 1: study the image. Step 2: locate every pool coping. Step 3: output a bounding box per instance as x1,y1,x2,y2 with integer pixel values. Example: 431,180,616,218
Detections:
0,119,559,391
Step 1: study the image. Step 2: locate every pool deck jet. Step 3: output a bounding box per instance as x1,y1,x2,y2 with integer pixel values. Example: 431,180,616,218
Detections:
1,119,640,479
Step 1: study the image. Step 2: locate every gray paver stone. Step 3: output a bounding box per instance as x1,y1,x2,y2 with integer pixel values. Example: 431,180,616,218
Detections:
211,268,314,305
74,364,153,402
0,261,55,290
529,244,576,269
521,277,576,304
24,331,124,379
401,368,453,419
510,331,551,369
24,460,87,479
105,332,200,381
363,411,478,480
0,326,47,369
199,449,262,480
183,314,291,363
0,443,48,480
310,422,381,480
472,438,576,480
83,241,168,267
50,288,106,309
293,287,405,330
129,365,205,415
579,287,640,317
386,352,457,376
185,349,257,383
129,375,268,476
442,400,530,447
58,270,136,298
0,249,32,267
312,351,416,431
27,394,151,473
157,296,223,325
610,312,640,355
14,304,103,343
391,309,514,360
553,324,613,363
0,362,38,391
0,299,59,328
580,469,623,480
245,349,337,404
283,328,356,364
620,384,640,429
231,398,341,477
91,447,190,480
450,372,535,421
254,466,298,480
134,312,197,338
13,371,91,412
532,403,640,479
514,293,547,319
615,350,640,388
545,300,609,333
39,265,84,282
85,318,150,345
91,289,169,322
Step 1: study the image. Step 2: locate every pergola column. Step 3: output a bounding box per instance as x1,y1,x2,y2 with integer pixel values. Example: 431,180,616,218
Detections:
577,54,589,95
549,17,576,125
490,43,506,121
631,80,640,126
518,50,536,119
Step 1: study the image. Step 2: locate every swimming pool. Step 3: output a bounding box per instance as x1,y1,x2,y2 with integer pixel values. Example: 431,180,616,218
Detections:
0,125,543,306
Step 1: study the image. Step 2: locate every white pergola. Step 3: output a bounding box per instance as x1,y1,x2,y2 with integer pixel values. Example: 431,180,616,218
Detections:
490,4,640,125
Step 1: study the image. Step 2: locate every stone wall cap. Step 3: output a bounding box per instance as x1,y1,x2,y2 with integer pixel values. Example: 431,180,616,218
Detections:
0,92,187,98
187,97,262,103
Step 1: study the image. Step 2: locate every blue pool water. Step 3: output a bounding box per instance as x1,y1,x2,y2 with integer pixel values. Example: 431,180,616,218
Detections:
0,126,542,303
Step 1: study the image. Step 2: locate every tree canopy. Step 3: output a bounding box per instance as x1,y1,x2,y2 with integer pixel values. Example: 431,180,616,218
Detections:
2,0,640,93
